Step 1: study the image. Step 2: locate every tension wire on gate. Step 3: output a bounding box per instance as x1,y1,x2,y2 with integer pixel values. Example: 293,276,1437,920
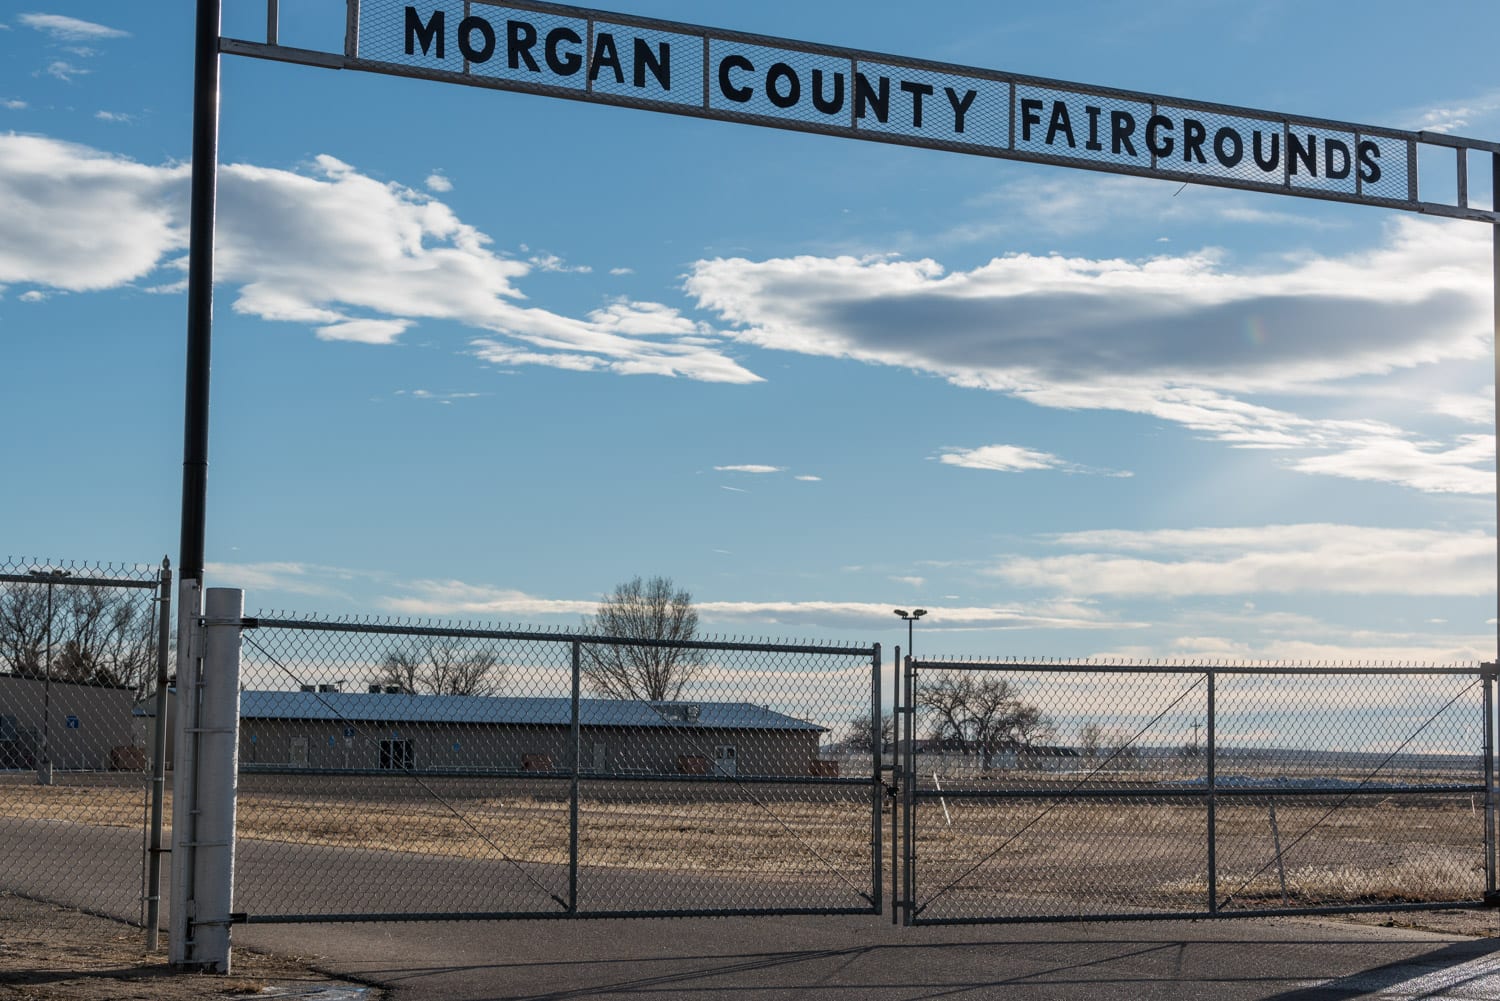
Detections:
242,633,572,911
1216,676,1483,911
913,672,1208,918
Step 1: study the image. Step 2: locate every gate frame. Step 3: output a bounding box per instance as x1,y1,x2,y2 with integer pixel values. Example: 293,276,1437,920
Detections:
203,614,884,928
895,656,1500,926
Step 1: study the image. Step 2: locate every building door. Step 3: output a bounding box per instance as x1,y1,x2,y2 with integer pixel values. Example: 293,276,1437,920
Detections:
289,735,309,768
380,738,413,771
714,744,737,777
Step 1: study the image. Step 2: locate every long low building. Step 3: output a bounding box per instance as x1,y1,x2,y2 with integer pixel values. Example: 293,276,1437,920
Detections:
238,690,829,777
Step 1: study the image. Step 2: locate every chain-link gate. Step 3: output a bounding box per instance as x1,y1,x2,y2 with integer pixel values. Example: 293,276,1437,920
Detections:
895,658,1499,925
0,558,173,934
230,615,882,923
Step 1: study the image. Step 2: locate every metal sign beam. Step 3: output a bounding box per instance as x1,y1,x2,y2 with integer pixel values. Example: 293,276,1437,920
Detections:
220,0,1500,224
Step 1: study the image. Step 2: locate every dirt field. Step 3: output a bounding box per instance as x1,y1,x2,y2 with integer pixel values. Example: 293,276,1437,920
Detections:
0,892,379,1000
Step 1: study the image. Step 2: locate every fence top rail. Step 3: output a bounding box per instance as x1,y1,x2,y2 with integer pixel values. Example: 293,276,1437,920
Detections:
0,570,162,590
248,613,876,658
909,658,1494,677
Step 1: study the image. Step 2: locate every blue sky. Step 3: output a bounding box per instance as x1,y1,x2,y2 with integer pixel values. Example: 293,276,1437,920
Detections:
3,0,1498,665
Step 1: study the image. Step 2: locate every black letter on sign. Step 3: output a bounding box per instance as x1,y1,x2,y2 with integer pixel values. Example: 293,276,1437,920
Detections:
1020,98,1043,141
812,69,844,115
1253,130,1279,172
1213,127,1243,167
590,32,622,84
405,7,444,58
1085,106,1103,151
719,54,753,103
946,87,976,134
1146,115,1174,158
1323,138,1350,179
901,80,934,129
855,73,889,123
1357,140,1382,184
458,15,495,64
546,27,582,76
1288,133,1317,176
1111,111,1137,156
1046,101,1075,147
766,63,800,109
507,20,539,71
1182,118,1207,163
634,38,669,90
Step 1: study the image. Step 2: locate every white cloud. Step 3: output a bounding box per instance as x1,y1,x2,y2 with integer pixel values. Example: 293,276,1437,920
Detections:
890,575,926,588
1433,387,1494,425
18,290,47,302
529,251,591,273
18,13,128,40
94,110,132,123
685,218,1493,493
1290,434,1494,494
43,61,87,81
609,267,634,276
715,464,783,474
938,444,1130,477
0,135,186,290
988,524,1496,597
720,484,748,493
795,474,822,482
2,99,25,110
424,171,452,192
0,135,763,383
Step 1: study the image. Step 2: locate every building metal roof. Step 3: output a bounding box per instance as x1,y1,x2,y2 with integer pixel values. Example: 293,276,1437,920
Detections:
238,691,825,732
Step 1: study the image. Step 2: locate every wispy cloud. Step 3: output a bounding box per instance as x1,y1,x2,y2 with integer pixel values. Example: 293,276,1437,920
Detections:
938,444,1131,477
795,474,822,482
988,524,1495,597
43,60,87,81
2,99,26,110
18,13,128,41
715,464,783,474
94,110,132,123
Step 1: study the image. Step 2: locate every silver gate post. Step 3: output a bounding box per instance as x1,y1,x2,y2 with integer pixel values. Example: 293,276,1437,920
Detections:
168,578,201,968
190,588,243,972
1484,663,1496,898
569,640,580,913
891,644,900,925
871,643,882,914
1206,670,1217,915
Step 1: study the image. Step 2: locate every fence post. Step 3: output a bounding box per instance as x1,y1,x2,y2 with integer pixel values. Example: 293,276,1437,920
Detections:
168,577,201,967
871,643,882,916
145,560,173,951
890,644,900,925
170,586,242,972
569,640,580,913
902,651,916,925
1206,669,1217,915
1485,662,1497,901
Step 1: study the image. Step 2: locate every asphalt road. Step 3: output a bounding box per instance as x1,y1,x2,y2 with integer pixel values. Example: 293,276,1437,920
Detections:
6,817,1500,1000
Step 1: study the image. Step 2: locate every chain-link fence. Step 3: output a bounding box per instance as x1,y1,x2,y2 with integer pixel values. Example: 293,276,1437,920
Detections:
898,659,1498,925
232,614,882,922
0,557,172,927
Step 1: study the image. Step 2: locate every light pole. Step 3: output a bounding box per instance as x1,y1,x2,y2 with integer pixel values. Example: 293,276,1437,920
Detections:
29,568,70,785
893,608,927,657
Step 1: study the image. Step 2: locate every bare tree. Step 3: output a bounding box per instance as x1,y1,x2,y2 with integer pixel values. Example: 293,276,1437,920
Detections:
0,580,157,695
371,638,505,696
581,576,703,701
916,670,1054,767
842,711,895,754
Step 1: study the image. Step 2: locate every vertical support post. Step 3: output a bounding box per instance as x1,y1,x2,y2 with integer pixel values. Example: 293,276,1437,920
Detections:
871,644,882,915
1483,663,1495,896
569,640,581,913
145,560,173,951
891,644,900,924
168,578,201,968
188,588,243,973
174,0,220,964
902,651,916,925
1207,670,1218,914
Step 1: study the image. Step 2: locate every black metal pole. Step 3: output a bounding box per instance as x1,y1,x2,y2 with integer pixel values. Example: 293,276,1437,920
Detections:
179,0,222,587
